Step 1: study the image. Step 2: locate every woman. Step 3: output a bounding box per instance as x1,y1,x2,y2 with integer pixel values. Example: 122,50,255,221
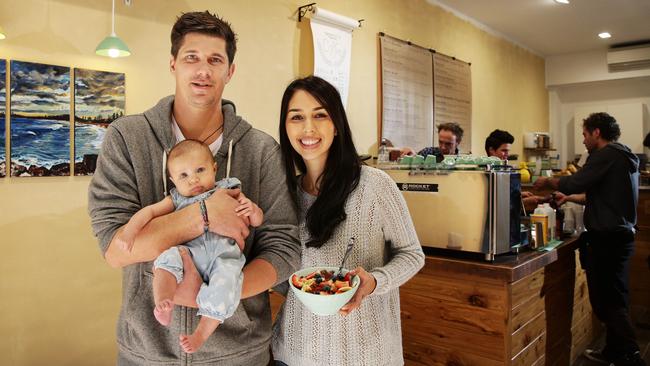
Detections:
271,76,425,366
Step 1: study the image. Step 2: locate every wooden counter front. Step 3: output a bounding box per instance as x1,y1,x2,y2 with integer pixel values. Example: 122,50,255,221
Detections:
400,237,600,366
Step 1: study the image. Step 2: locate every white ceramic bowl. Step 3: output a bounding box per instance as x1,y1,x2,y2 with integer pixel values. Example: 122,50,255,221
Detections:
289,266,360,316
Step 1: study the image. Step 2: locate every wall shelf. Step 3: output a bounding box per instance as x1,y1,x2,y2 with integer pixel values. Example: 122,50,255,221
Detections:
524,148,556,152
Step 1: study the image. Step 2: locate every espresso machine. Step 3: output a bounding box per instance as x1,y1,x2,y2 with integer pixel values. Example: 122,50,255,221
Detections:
385,167,522,261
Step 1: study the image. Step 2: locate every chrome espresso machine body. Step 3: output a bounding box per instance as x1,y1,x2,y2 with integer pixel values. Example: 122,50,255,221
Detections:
385,166,522,261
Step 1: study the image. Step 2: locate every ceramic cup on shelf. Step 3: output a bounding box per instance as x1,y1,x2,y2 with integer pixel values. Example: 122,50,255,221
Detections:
524,133,537,149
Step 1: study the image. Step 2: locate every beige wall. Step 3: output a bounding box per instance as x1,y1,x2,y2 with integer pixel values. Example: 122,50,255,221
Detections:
0,0,547,364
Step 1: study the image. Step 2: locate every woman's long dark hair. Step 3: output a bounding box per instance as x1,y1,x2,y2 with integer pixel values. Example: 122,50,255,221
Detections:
279,76,362,248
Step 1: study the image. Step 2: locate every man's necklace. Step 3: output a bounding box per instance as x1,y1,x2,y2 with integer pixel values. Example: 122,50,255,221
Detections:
201,123,224,144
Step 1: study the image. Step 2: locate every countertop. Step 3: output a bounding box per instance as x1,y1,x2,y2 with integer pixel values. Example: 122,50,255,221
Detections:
422,236,581,283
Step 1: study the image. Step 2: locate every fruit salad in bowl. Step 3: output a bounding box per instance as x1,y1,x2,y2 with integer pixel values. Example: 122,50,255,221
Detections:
289,266,360,316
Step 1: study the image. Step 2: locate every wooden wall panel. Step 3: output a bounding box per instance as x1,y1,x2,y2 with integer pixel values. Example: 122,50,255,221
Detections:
511,332,545,366
511,269,544,308
400,302,506,361
630,240,650,312
403,338,504,366
632,191,650,316
510,294,545,334
570,313,600,364
531,355,546,366
510,311,546,358
401,292,506,337
401,272,508,312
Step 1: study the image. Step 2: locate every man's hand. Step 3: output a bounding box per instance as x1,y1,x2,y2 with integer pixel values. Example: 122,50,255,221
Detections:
173,247,201,308
533,177,550,190
553,191,569,206
205,188,250,251
399,147,416,157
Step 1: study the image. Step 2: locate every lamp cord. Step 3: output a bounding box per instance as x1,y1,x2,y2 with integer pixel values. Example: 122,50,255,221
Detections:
111,0,115,35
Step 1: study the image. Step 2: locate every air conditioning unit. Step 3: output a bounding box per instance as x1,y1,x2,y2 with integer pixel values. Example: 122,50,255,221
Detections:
607,43,650,72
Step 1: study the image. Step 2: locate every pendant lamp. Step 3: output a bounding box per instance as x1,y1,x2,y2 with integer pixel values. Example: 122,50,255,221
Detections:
0,26,6,40
95,0,130,57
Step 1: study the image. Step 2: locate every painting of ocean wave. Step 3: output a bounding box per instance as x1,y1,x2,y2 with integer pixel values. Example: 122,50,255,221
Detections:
1,59,5,178
10,60,70,177
74,68,125,175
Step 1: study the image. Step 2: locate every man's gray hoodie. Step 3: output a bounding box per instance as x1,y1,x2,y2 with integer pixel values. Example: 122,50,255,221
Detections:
88,96,301,365
559,142,639,234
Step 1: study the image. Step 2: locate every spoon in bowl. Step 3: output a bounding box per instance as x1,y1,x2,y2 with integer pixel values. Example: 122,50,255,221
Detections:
334,237,355,280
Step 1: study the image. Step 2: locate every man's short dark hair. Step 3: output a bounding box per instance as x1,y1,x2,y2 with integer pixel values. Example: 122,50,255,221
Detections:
438,122,464,143
484,129,514,155
583,112,620,142
171,11,237,64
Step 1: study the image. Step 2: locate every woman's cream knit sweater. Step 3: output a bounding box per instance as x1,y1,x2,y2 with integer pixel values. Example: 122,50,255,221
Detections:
272,166,425,366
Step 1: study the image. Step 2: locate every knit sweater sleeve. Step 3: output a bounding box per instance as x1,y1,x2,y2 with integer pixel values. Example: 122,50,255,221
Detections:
368,168,425,296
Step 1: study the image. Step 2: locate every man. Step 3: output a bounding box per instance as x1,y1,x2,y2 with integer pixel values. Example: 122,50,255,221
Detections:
399,122,464,157
484,128,542,210
418,122,464,156
484,129,514,160
535,112,645,366
88,11,300,365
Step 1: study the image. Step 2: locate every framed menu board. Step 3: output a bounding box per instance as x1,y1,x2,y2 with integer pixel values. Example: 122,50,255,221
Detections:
433,52,472,152
380,35,433,151
379,34,471,153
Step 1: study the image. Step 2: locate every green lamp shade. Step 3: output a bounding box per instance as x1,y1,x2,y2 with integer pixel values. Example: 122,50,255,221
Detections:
95,34,131,57
0,26,6,40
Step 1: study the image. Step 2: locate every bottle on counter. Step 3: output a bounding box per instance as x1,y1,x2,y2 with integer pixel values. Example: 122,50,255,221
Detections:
542,203,556,240
532,205,549,245
569,202,585,233
519,162,531,183
378,139,389,164
561,204,575,236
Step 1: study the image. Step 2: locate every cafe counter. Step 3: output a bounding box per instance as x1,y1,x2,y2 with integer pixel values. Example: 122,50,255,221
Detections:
400,237,599,366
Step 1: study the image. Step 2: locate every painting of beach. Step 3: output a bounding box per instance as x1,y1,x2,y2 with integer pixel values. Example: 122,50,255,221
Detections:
10,61,71,177
74,68,125,175
1,59,6,178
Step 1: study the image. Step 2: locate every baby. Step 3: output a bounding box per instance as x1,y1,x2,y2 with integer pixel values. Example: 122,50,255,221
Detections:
115,139,263,353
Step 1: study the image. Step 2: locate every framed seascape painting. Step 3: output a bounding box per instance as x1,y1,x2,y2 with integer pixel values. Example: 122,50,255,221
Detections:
10,60,71,177
74,68,125,175
0,59,6,178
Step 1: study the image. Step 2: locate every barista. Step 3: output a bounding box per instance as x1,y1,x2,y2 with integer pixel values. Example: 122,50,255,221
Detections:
534,112,644,365
485,129,513,160
484,129,544,212
400,122,464,157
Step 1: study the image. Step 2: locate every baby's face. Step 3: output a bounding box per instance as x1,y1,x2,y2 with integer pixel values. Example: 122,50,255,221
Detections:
168,149,217,197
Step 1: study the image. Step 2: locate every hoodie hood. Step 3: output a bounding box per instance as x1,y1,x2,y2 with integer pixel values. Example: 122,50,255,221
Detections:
606,142,639,173
142,95,252,157
142,95,253,193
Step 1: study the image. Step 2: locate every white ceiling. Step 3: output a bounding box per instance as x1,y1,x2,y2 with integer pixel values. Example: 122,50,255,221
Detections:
427,0,650,57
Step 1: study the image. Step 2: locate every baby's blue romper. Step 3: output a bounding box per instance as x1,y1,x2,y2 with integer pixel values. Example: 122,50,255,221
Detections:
153,179,246,321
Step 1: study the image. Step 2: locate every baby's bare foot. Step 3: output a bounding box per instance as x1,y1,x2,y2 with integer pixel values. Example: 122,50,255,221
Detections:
179,333,208,354
153,299,174,326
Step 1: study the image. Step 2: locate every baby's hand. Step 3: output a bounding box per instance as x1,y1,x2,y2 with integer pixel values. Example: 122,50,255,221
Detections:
236,196,264,227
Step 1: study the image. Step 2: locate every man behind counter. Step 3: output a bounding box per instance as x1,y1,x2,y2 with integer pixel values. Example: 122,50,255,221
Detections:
400,122,464,157
535,112,645,366
484,129,514,160
482,129,544,211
